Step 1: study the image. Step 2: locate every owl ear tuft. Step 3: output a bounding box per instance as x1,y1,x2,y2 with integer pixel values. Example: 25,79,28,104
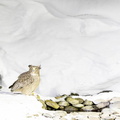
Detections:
39,65,41,69
28,65,32,67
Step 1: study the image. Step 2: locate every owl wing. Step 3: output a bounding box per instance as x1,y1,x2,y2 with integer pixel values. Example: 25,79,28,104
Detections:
9,72,34,91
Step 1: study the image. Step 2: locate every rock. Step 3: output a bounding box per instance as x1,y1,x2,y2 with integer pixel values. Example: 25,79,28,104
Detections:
101,116,115,120
116,117,120,120
71,118,77,120
70,93,79,96
47,106,53,110
53,116,60,120
55,95,67,99
75,98,84,104
102,108,112,114
60,118,67,120
78,112,101,117
89,116,100,120
58,101,69,107
100,114,116,120
59,106,65,110
45,100,59,109
110,97,120,104
96,102,109,109
73,104,84,108
53,111,67,117
65,97,80,105
69,112,79,116
38,98,47,109
65,106,79,113
81,106,95,112
84,100,93,106
42,113,53,118
110,102,120,109
100,113,110,119
94,99,109,104
55,95,68,102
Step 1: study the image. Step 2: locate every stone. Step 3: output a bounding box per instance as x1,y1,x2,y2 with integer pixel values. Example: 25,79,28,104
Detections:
102,108,112,114
45,100,59,109
70,93,79,96
71,118,77,120
53,111,67,117
58,101,69,107
59,106,65,110
110,102,120,109
65,106,79,113
69,112,79,116
73,104,84,108
60,118,67,120
100,114,116,120
101,116,115,120
82,106,95,112
89,116,100,120
38,98,47,109
75,98,84,104
115,117,120,120
53,116,60,120
100,113,110,118
96,102,109,109
71,117,89,120
84,100,93,106
55,94,67,99
66,97,80,105
94,99,109,104
42,113,53,118
78,112,101,117
110,97,120,104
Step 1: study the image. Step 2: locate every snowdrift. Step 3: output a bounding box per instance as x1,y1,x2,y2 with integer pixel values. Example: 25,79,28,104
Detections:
0,0,120,96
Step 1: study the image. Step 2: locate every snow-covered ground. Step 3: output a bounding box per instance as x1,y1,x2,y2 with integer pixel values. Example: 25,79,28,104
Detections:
0,91,120,120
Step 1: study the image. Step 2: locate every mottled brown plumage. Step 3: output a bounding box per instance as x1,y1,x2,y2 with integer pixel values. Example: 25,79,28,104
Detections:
9,65,41,95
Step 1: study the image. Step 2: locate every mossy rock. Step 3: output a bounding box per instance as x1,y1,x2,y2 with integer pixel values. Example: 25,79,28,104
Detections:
75,98,84,104
36,95,47,109
45,100,59,109
65,106,79,113
39,99,47,109
59,106,65,110
73,104,84,108
84,100,93,106
81,106,95,112
58,101,70,107
70,93,79,96
66,97,80,105
55,94,67,99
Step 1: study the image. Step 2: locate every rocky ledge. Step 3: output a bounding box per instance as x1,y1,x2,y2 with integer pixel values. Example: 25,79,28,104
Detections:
36,93,120,120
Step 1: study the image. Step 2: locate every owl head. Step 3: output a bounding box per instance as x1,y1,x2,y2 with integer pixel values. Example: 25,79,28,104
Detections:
28,65,41,74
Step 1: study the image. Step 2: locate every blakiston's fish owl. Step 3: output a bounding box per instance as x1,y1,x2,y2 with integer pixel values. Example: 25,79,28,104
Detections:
9,65,41,95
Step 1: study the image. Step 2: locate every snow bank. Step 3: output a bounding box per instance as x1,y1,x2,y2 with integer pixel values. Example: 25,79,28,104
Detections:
0,92,42,120
0,0,120,96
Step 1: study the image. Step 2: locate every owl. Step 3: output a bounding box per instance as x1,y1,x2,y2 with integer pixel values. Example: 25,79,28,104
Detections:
9,65,41,95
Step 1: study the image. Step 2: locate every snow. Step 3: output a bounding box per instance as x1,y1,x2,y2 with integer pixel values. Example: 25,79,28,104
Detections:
0,92,41,120
0,0,120,109
1,1,120,119
0,91,120,120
